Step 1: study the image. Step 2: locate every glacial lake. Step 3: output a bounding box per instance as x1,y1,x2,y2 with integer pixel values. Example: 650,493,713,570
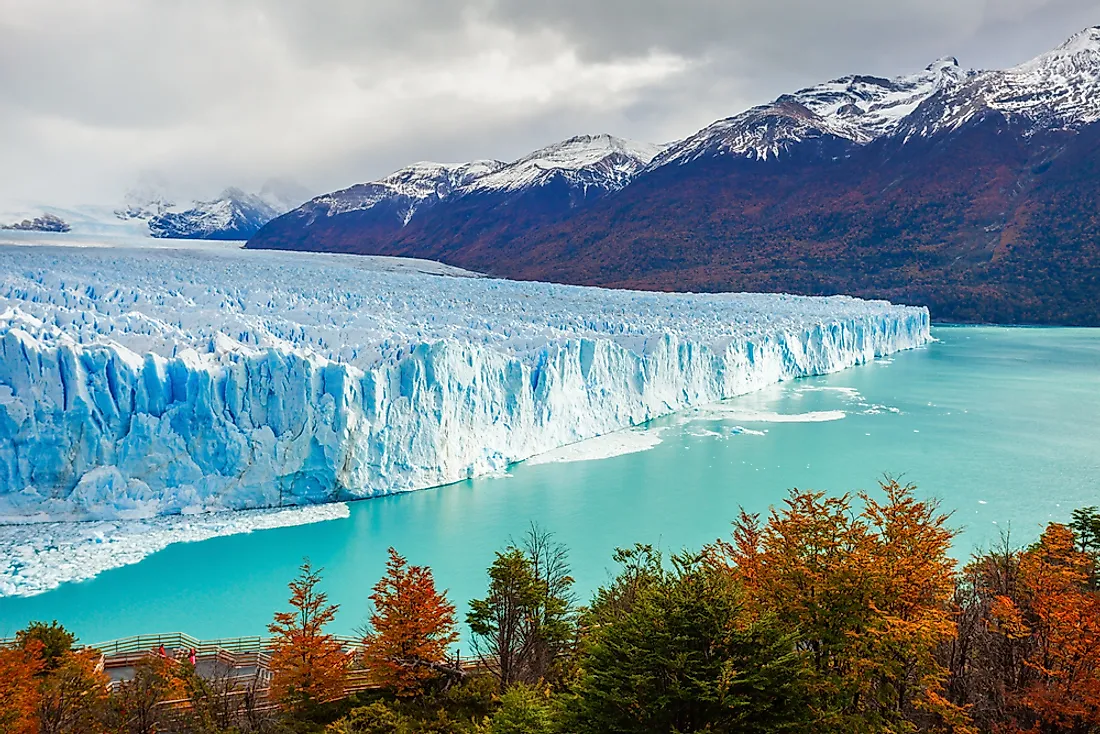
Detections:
0,325,1097,644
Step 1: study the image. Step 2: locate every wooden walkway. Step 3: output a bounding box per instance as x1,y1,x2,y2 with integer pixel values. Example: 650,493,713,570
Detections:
2,631,494,710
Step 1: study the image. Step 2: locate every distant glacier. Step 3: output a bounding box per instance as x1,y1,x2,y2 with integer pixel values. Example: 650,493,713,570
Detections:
0,240,930,523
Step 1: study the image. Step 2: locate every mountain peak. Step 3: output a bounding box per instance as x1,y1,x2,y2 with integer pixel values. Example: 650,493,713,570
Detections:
926,56,960,73
462,134,663,194
931,25,1100,130
532,134,664,164
1054,26,1100,55
1014,26,1100,73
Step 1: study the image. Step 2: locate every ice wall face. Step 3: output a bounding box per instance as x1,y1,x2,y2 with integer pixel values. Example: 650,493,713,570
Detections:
0,243,930,522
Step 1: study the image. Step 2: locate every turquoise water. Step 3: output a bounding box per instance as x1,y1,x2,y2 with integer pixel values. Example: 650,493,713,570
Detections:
0,326,1097,643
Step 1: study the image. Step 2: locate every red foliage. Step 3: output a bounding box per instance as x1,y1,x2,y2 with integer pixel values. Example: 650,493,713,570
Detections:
361,547,459,696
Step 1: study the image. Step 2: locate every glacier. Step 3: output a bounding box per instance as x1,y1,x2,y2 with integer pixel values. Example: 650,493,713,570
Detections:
0,238,930,524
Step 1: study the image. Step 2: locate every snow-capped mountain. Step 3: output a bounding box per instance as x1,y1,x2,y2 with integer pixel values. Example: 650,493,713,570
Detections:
248,134,662,257
248,27,1100,325
115,185,175,222
656,28,1100,165
287,134,661,231
652,58,967,165
115,180,312,240
306,160,505,226
897,26,1100,139
463,134,664,194
147,188,281,240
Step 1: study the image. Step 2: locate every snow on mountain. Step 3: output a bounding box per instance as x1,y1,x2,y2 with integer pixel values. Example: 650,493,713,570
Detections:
306,160,504,225
146,188,282,239
655,27,1100,165
284,134,662,230
463,134,665,195
899,26,1100,138
0,240,929,525
652,59,967,165
115,184,175,222
112,179,313,239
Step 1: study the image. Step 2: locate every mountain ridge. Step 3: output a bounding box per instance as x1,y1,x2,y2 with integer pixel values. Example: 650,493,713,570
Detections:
248,27,1100,325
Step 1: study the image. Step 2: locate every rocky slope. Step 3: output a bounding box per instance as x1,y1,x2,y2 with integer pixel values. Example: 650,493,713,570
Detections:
1,213,71,233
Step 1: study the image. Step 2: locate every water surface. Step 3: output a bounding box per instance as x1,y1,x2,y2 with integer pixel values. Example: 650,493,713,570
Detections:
0,326,1096,643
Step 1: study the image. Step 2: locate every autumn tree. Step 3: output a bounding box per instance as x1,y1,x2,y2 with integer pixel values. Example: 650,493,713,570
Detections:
716,479,965,732
0,641,43,734
361,547,459,696
999,523,1099,732
105,654,187,734
268,559,349,711
37,648,109,734
858,479,962,730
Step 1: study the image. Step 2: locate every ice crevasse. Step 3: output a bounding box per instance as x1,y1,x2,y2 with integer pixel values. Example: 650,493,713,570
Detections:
0,243,931,523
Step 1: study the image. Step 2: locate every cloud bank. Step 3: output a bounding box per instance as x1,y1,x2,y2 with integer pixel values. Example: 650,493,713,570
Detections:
0,0,1095,206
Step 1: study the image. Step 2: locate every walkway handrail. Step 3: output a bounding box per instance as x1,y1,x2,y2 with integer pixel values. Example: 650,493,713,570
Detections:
5,632,492,670
85,632,364,656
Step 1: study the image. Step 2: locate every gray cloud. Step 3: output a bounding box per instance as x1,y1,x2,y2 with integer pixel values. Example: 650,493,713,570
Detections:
0,0,1095,208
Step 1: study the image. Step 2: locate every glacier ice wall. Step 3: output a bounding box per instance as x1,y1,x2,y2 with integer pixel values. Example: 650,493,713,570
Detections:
0,242,930,522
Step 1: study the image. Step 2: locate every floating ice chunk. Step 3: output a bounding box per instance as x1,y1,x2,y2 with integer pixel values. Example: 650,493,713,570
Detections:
525,428,664,466
694,408,847,423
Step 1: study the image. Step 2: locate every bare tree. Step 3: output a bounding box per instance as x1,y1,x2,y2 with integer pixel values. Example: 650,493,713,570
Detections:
467,523,576,689
521,523,577,681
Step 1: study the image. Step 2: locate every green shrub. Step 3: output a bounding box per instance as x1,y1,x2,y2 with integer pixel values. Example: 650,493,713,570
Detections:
489,684,556,734
15,620,76,671
328,701,412,734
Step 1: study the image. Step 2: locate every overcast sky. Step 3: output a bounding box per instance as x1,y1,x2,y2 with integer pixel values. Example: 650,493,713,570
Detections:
1,0,1097,207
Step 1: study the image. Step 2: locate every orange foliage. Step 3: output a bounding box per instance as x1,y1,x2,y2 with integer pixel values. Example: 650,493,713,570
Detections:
717,479,968,731
0,640,43,734
1004,524,1100,731
361,547,459,696
268,560,349,709
38,649,110,734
